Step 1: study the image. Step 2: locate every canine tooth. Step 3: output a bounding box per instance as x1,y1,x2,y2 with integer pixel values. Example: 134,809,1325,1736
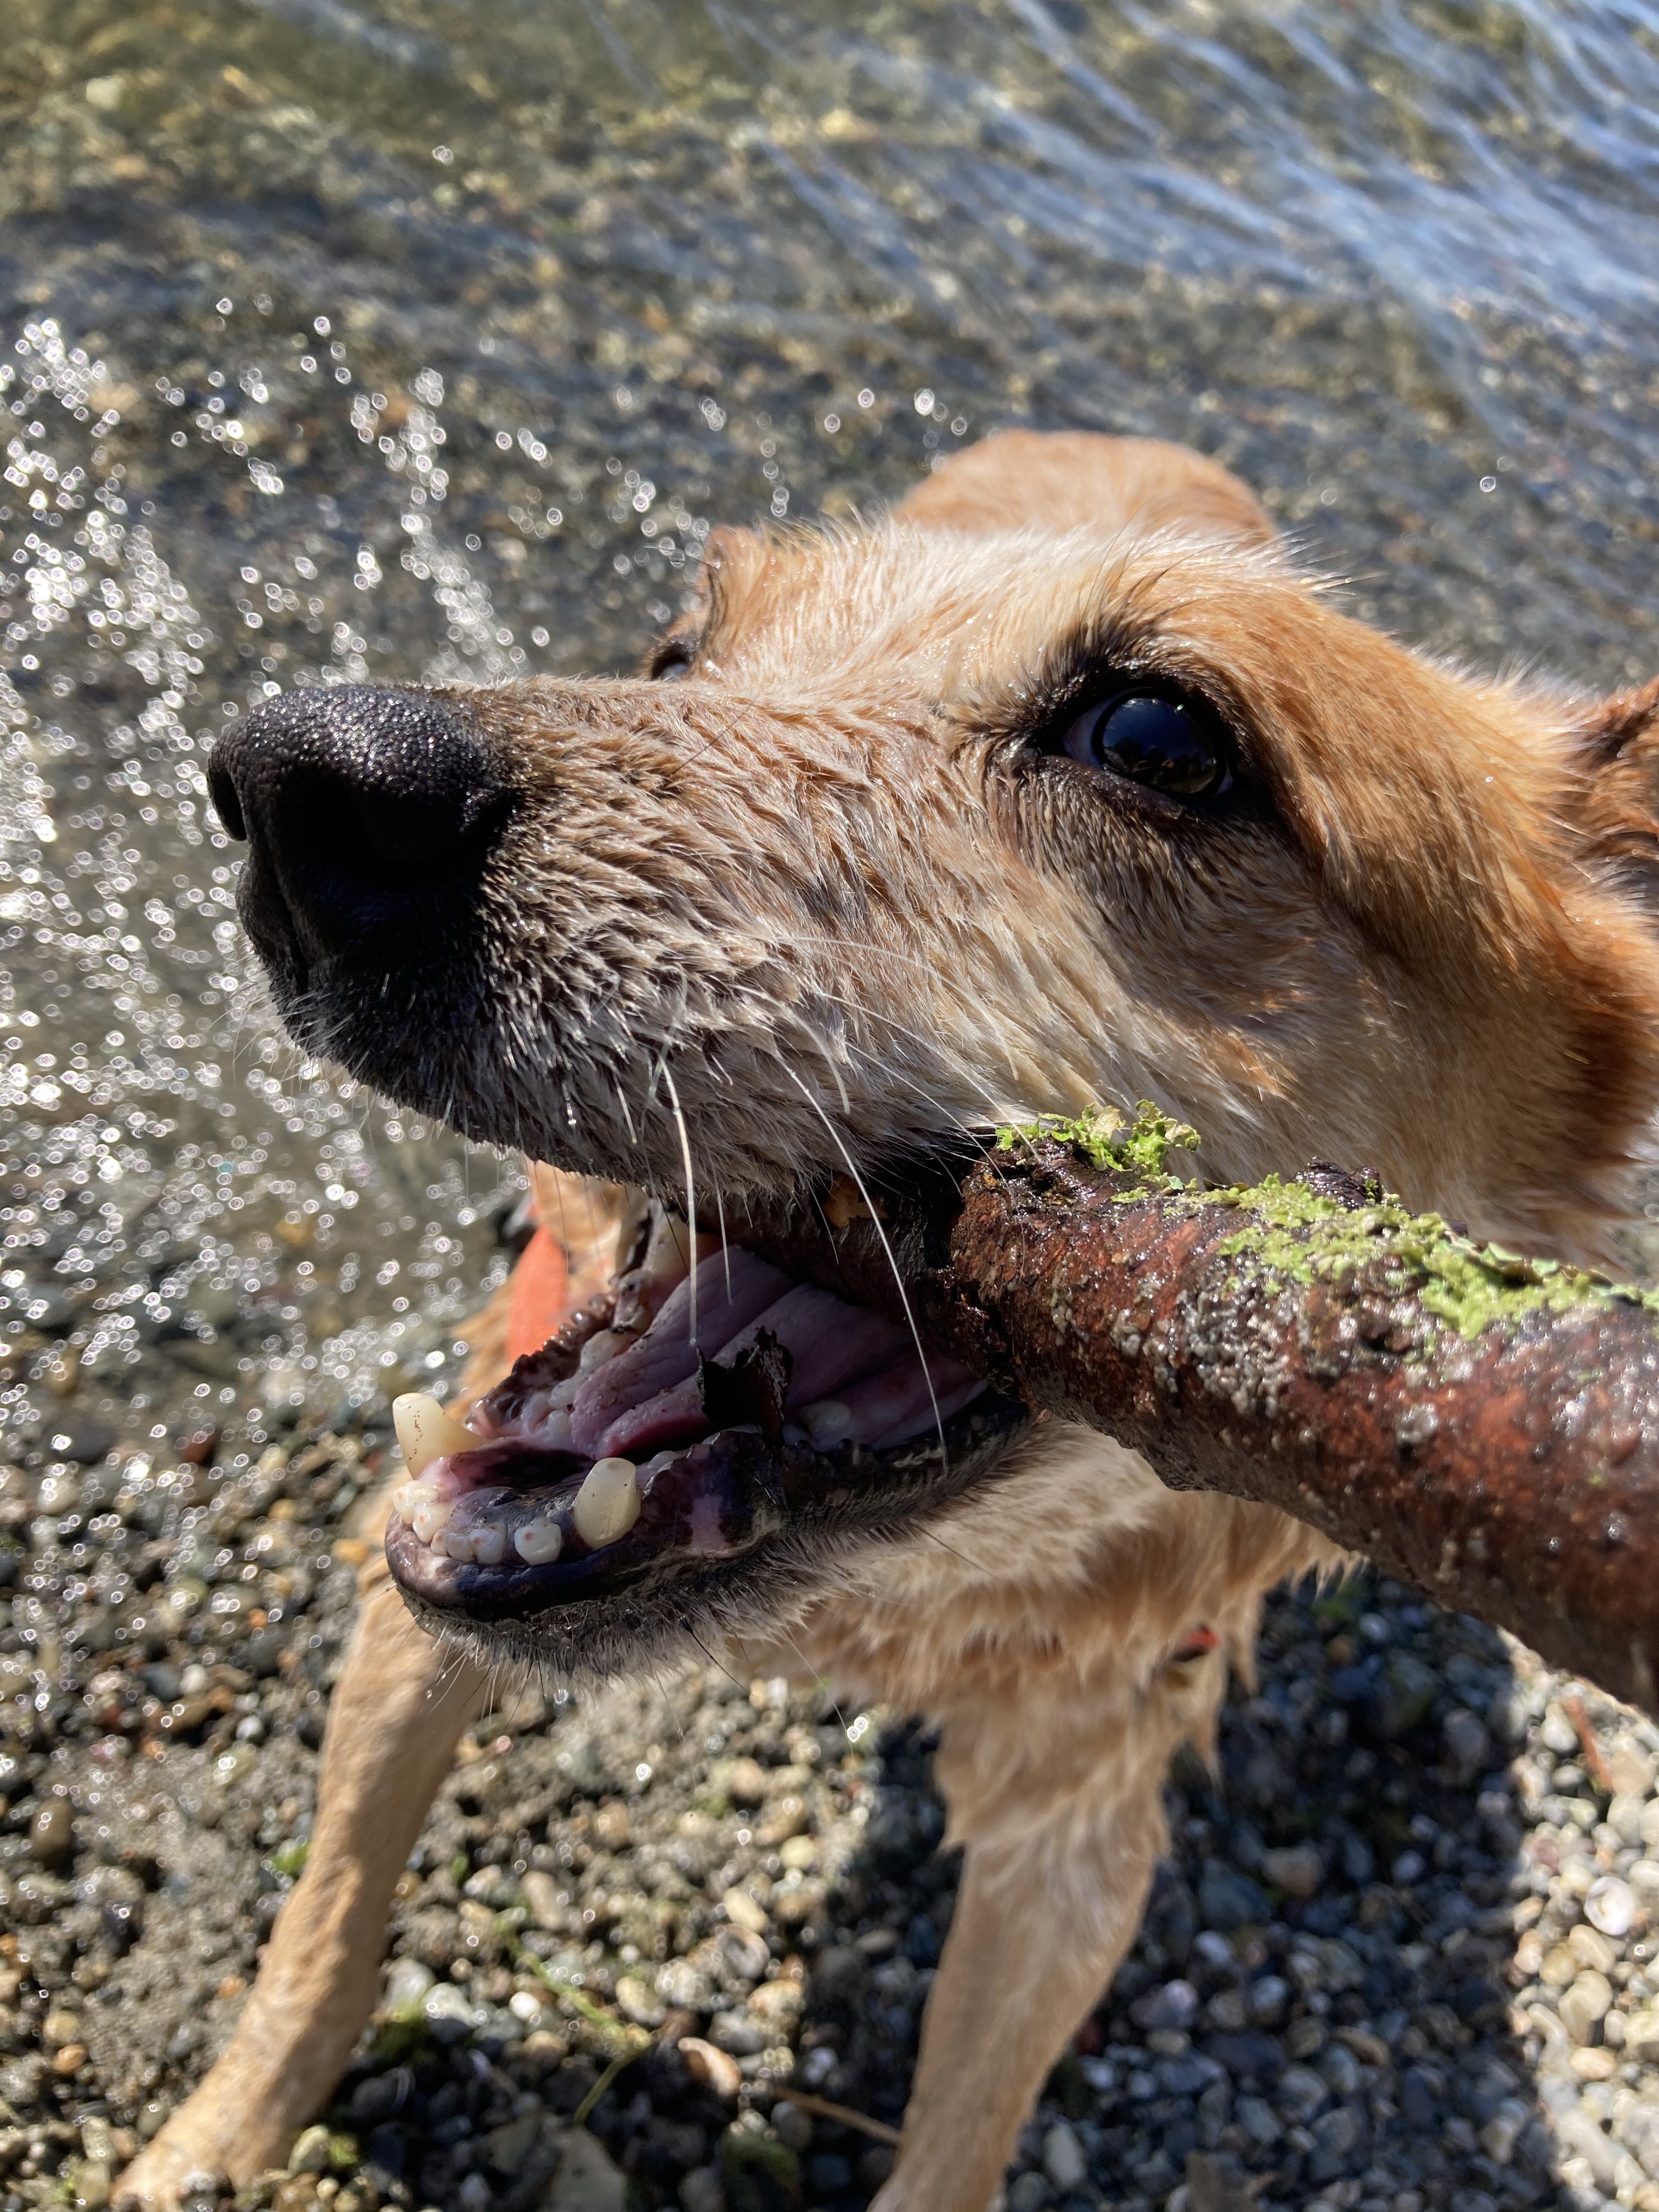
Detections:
514,1517,563,1565
800,1399,854,1448
572,1456,641,1548
410,1494,454,1544
393,1392,478,1479
576,1328,635,1376
469,1522,506,1566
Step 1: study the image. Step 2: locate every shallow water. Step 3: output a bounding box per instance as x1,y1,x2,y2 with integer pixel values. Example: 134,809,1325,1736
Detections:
5,0,1659,1472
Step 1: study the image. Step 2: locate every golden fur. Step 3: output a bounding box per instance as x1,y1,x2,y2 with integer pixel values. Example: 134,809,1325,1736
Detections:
119,431,1659,2211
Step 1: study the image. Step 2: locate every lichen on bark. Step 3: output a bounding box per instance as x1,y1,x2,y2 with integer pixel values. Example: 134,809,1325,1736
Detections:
1000,1102,1658,1344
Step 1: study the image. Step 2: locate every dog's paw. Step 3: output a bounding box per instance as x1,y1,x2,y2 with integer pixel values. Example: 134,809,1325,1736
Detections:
114,2103,286,2212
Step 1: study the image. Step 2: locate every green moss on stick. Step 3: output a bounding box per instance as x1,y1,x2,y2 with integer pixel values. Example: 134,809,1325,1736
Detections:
996,1104,1657,1342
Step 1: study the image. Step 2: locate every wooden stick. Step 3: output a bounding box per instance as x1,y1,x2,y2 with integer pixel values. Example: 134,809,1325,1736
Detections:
740,1111,1659,1717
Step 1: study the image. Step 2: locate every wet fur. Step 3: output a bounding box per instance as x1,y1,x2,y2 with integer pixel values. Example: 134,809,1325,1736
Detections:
119,430,1659,2212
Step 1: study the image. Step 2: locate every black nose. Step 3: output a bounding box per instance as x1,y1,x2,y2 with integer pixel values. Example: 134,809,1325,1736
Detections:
209,686,509,990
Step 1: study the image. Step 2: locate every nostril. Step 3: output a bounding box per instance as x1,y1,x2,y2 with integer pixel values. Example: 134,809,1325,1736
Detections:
209,684,509,976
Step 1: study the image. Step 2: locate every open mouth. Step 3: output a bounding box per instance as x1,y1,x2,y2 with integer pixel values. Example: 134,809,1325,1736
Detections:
383,1211,1028,1652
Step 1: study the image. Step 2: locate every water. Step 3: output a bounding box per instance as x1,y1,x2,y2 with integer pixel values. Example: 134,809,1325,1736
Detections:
5,0,1659,1474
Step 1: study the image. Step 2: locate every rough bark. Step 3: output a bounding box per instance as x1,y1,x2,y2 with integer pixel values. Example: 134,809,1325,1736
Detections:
741,1127,1659,1716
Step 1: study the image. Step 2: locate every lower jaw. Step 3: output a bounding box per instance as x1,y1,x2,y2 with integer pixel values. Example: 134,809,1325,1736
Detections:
382,1255,1028,1670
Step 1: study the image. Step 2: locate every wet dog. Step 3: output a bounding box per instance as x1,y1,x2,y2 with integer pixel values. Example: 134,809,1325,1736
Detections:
118,430,1659,2210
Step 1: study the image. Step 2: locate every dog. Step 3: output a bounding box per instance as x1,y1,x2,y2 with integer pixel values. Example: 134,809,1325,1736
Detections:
116,428,1659,2210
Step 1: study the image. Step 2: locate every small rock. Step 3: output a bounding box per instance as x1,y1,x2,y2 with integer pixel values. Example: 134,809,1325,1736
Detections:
1559,1970,1613,2045
771,2102,814,2152
548,2132,626,2212
1570,2046,1620,2080
712,1756,768,1808
1372,1651,1438,1738
483,2111,547,2179
1585,1876,1634,1938
748,1979,803,2032
422,1982,477,2044
1541,1943,1579,1989
382,1957,434,2014
1609,1740,1657,1796
1132,1978,1199,2032
1261,1844,1323,1899
1441,1706,1489,1774
1569,1923,1617,1974
30,1797,75,1866
1627,2008,1659,2064
679,2037,742,2099
680,2169,725,2212
1541,1703,1581,1755
709,2008,770,2056
521,1870,566,1931
721,1885,769,1936
288,2127,331,2177
616,1974,665,2028
1199,1864,1269,1931
1042,2120,1087,2191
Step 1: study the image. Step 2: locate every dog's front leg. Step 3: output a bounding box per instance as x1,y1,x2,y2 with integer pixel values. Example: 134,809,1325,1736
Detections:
115,1543,487,2207
871,1679,1195,2212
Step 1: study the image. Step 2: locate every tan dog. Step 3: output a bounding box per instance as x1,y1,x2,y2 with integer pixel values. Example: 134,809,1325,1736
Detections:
119,431,1659,2210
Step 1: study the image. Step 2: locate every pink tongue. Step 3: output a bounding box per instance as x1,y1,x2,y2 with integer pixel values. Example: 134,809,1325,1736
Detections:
569,1248,791,1457
594,1284,912,1463
830,1354,984,1447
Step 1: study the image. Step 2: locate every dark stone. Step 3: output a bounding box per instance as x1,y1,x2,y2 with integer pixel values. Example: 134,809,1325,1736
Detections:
1401,2066,1440,2127
44,1416,116,1464
1371,1652,1440,1739
1204,2034,1285,2080
1199,1865,1269,1931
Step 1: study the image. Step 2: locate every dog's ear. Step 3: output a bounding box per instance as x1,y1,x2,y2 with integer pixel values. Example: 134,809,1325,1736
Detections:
894,428,1274,548
1571,676,1659,890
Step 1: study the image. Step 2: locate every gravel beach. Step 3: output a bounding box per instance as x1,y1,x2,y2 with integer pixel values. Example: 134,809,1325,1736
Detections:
0,1397,1656,2212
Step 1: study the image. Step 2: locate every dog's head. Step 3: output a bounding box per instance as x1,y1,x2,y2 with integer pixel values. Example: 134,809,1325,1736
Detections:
211,430,1659,1666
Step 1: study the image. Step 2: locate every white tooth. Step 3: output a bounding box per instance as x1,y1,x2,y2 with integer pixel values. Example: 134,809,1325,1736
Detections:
411,1494,454,1544
390,1479,434,1522
514,1517,564,1565
437,1526,476,1562
571,1456,641,1548
538,1408,575,1452
800,1399,854,1448
577,1327,636,1376
469,1522,506,1566
393,1392,479,1479
546,1376,581,1411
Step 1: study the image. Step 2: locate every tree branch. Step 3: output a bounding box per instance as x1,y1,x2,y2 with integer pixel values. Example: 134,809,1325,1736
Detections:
744,1112,1659,1716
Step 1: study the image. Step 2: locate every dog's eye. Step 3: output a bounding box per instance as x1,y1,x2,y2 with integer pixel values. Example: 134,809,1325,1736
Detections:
651,642,696,682
1059,691,1230,799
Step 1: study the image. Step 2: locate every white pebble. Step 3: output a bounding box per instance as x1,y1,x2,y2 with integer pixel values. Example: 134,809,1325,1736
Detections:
1584,1875,1634,1937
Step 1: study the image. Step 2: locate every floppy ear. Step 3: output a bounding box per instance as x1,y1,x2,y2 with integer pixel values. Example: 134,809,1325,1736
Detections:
1572,675,1659,889
893,428,1275,548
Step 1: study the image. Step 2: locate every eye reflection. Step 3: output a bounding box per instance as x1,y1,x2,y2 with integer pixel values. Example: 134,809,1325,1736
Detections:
1059,691,1229,799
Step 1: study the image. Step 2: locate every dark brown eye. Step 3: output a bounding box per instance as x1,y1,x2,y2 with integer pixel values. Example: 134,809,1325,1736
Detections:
650,641,696,682
1059,691,1230,799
